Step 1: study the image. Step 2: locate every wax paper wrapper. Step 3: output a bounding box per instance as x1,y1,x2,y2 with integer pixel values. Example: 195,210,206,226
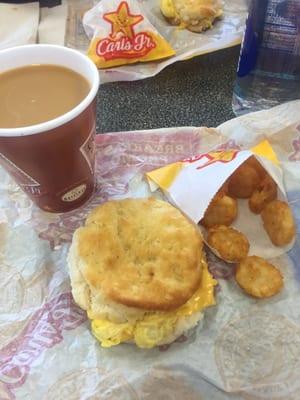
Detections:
82,0,247,83
0,1,68,49
83,0,175,69
0,2,39,50
145,140,295,260
1,100,300,400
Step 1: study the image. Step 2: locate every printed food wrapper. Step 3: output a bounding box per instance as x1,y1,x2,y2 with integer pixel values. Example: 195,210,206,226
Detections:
146,140,294,259
0,1,247,82
82,0,247,82
1,101,300,400
83,0,175,69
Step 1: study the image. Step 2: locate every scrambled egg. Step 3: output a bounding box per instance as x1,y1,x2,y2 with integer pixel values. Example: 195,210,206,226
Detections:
160,0,188,29
160,0,178,19
89,263,217,348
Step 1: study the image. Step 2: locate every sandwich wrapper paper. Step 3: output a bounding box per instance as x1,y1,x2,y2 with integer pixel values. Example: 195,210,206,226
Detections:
1,100,300,399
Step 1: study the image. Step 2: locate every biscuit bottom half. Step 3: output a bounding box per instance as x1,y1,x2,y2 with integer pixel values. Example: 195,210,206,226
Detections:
88,260,217,349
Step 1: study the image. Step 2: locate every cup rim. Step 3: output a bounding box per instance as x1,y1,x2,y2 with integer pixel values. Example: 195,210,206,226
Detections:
0,44,99,137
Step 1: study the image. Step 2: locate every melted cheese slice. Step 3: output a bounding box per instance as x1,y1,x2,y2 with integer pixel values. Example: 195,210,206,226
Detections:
90,262,217,348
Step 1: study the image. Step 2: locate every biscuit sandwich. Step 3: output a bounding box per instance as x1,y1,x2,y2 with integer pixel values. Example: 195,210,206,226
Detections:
160,0,223,32
68,198,216,348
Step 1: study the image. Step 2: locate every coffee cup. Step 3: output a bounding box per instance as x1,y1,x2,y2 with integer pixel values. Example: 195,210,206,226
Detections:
0,44,99,213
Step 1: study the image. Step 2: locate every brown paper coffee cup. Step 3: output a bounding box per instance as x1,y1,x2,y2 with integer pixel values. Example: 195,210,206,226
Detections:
0,44,100,213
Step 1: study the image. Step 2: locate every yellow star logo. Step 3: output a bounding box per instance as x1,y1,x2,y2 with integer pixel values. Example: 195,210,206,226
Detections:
103,2,144,39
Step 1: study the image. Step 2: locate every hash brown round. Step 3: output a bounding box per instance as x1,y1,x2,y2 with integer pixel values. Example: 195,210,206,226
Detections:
235,256,283,298
207,225,249,262
201,193,237,228
261,200,296,246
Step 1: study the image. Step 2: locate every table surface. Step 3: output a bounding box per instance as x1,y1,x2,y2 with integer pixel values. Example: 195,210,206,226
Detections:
96,45,241,133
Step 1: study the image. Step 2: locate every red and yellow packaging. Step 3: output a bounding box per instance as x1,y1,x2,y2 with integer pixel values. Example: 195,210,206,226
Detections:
83,0,175,69
146,140,282,223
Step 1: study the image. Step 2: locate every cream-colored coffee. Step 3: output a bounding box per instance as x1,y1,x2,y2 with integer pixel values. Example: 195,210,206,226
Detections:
0,64,90,128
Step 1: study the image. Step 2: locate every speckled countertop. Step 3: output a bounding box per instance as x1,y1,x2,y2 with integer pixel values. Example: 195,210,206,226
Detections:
96,45,240,133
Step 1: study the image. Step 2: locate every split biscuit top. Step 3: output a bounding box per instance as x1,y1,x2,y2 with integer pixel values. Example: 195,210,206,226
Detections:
173,0,223,20
70,198,203,312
